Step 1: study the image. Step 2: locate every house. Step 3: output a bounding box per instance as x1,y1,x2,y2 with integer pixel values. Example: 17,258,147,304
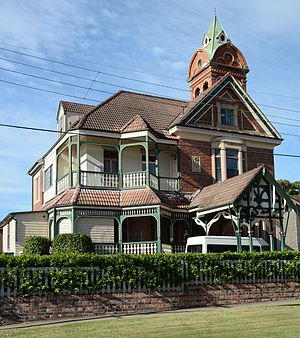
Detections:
0,15,297,255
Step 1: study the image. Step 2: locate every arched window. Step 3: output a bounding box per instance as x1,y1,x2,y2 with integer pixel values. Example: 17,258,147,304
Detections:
197,59,202,67
195,87,200,97
203,82,209,91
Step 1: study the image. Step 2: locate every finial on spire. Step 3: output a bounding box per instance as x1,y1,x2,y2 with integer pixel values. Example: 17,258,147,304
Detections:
214,8,217,16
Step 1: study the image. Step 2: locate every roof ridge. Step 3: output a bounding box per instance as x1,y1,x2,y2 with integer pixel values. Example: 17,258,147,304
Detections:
118,90,188,104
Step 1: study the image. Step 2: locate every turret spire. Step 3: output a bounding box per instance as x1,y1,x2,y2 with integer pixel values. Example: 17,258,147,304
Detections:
202,15,230,60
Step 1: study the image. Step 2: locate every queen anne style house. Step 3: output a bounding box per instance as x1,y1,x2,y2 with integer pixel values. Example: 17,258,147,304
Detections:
1,16,298,255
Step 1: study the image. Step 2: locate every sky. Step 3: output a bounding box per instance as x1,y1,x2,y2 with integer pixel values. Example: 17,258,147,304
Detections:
0,0,299,219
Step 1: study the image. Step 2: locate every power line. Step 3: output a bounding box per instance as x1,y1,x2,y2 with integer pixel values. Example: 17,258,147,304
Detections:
0,40,184,82
0,47,300,114
0,121,300,158
0,75,298,134
0,78,101,103
0,64,298,121
0,46,188,92
0,62,185,101
1,40,300,102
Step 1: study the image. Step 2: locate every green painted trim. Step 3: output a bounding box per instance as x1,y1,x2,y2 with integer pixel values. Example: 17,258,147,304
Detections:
264,172,296,211
156,206,161,253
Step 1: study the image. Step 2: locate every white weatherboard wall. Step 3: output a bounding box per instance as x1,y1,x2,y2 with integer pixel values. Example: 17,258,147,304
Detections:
122,147,142,172
80,144,103,171
57,218,72,234
159,152,177,177
76,218,114,243
44,148,57,203
2,220,16,254
15,212,48,255
285,209,300,250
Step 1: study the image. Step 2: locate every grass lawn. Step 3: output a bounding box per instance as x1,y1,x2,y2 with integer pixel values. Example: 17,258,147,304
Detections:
1,302,300,338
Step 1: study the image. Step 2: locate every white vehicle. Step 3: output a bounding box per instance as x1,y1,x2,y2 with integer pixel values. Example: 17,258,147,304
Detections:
185,236,269,253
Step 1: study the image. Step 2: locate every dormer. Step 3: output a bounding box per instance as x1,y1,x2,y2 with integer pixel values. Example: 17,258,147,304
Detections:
56,101,95,137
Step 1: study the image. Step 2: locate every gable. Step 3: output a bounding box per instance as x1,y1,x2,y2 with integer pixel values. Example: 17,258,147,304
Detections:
179,75,281,140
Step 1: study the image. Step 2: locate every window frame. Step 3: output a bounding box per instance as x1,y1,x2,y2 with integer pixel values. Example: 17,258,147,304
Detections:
44,165,53,191
212,141,246,182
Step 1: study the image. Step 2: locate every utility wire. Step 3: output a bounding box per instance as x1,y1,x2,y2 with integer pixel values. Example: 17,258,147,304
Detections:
0,53,300,114
0,122,299,158
0,75,297,134
0,47,188,92
1,41,300,101
0,40,184,82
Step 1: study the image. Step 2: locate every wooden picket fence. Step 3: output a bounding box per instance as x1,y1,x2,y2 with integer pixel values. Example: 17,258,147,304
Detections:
0,260,299,297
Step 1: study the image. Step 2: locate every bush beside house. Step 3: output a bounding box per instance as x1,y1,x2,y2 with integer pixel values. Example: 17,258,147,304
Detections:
51,233,94,254
23,236,51,255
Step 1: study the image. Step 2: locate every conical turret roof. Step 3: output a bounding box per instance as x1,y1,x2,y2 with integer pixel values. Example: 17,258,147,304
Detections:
202,15,230,60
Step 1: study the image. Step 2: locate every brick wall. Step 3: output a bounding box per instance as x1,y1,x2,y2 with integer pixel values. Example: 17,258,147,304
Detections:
1,282,300,325
179,139,213,193
247,147,274,175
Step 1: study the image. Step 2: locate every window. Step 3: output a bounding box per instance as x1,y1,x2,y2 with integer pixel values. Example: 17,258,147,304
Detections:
215,149,222,182
226,149,239,178
195,87,200,97
44,165,53,191
214,147,243,182
192,156,201,173
142,155,156,175
104,150,118,174
203,82,209,91
33,176,41,202
197,59,202,67
221,108,234,126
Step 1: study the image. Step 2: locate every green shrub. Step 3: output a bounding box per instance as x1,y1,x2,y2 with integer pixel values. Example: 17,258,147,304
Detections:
0,251,300,295
23,236,51,255
51,233,93,254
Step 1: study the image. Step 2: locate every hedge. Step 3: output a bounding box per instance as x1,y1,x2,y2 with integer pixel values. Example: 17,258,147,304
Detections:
51,233,93,254
0,252,300,295
23,236,51,255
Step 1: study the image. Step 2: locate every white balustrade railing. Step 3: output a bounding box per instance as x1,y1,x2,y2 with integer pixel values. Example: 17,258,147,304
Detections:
122,171,146,188
72,171,77,187
81,171,118,188
173,245,186,253
57,174,69,194
123,242,157,254
150,174,159,189
94,243,118,255
160,177,178,191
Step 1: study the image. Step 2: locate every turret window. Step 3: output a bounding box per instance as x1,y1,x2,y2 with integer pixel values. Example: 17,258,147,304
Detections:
197,59,202,67
203,82,209,91
195,88,200,97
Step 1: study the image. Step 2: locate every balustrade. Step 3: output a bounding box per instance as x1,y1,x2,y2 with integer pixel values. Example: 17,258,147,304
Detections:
81,171,118,188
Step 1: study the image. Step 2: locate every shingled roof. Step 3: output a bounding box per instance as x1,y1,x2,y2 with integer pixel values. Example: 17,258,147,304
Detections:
42,187,190,210
60,101,95,114
190,166,263,211
75,91,188,138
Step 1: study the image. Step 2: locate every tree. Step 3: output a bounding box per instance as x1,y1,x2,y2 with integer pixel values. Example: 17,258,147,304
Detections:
278,179,300,200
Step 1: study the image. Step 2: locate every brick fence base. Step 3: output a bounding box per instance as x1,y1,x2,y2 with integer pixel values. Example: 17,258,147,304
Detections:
1,282,300,325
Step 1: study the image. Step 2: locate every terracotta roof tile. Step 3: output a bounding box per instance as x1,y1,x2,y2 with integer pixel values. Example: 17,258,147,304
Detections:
77,189,120,207
190,166,263,210
42,189,77,210
121,188,160,206
77,91,188,138
121,115,151,132
61,101,95,114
